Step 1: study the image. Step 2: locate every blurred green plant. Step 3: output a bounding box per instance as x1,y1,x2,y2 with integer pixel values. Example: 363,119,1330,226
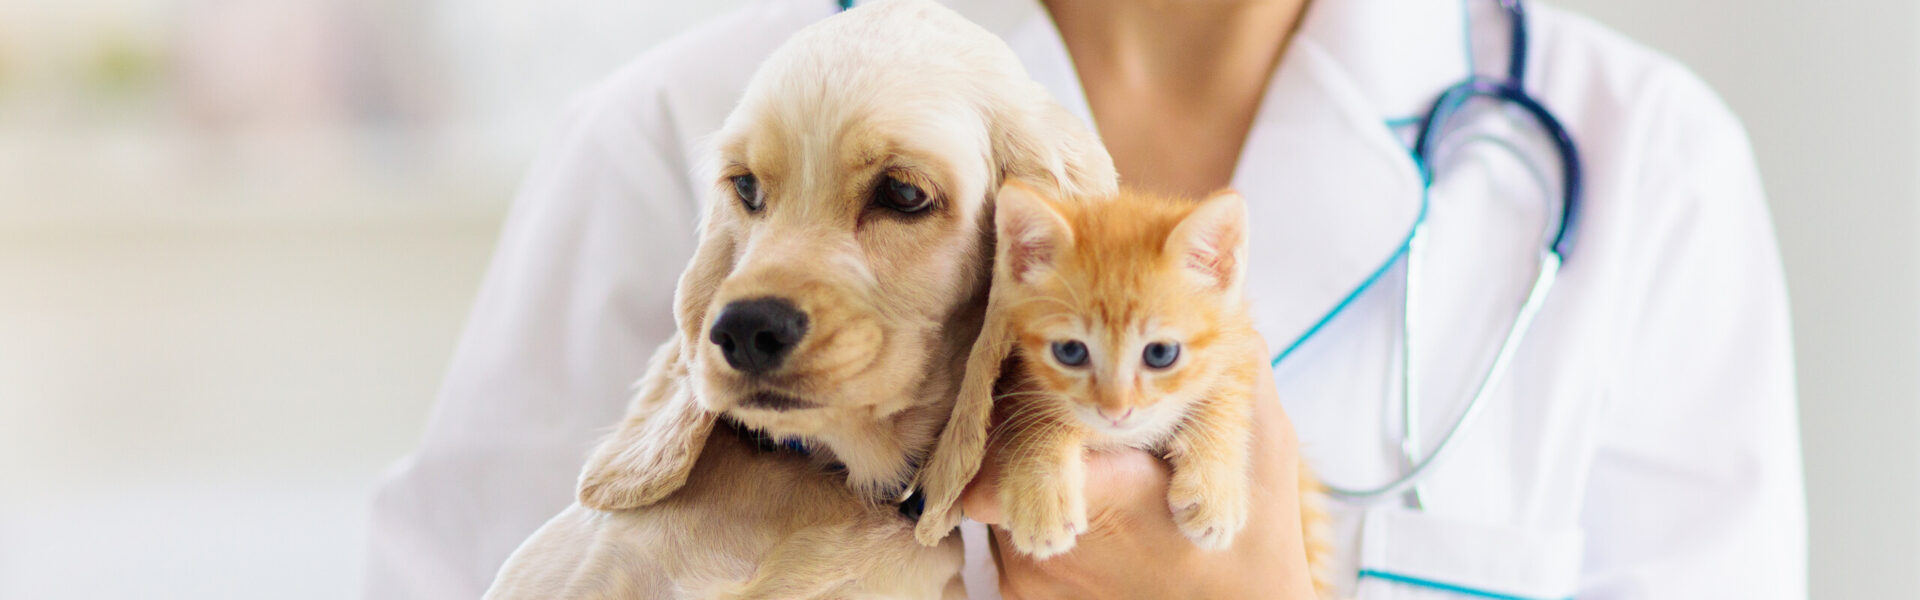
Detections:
84,29,166,101
0,43,10,99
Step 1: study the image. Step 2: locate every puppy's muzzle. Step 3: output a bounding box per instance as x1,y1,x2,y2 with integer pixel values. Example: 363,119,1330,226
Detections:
709,297,809,375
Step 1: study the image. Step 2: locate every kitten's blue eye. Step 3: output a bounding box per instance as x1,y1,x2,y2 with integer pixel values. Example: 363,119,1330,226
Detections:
1051,340,1089,367
1143,342,1180,369
732,174,763,211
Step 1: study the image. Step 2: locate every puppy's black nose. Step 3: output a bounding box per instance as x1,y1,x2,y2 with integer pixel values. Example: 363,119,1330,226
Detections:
708,298,808,375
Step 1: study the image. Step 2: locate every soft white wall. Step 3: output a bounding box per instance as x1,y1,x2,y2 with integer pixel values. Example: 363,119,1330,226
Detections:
1552,0,1920,597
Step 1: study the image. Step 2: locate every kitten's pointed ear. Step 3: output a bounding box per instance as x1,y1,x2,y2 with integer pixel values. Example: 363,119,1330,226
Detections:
996,180,1073,285
1166,190,1250,294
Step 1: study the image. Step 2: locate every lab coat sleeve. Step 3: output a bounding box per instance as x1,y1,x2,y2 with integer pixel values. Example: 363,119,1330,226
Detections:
1576,69,1807,597
360,79,702,599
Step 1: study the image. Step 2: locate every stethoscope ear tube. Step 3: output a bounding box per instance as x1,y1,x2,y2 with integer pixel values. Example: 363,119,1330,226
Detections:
1318,253,1561,501
1410,78,1582,261
1313,0,1581,504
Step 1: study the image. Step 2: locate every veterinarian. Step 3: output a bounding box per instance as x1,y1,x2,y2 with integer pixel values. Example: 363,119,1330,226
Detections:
367,0,1804,598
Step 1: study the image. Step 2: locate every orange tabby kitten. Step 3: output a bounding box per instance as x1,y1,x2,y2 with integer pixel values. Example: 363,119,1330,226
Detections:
983,182,1329,590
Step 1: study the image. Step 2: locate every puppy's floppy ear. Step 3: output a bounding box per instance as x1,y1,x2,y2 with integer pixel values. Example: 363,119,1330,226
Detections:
987,86,1118,199
577,206,736,510
577,334,716,510
914,182,1065,544
913,309,1010,544
673,212,737,344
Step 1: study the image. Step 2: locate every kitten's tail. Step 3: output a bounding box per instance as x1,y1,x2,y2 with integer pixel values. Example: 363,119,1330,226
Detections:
1299,461,1336,599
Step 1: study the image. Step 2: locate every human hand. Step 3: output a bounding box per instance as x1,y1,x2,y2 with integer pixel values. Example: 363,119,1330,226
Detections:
959,357,1318,599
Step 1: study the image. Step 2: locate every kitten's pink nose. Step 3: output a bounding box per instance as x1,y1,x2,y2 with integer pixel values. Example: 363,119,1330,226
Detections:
1099,407,1134,425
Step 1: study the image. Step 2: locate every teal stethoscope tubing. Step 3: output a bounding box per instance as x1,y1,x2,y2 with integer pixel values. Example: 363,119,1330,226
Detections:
1276,0,1583,506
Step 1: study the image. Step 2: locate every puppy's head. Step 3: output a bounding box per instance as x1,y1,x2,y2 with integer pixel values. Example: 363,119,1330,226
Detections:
681,0,1113,436
578,0,1115,510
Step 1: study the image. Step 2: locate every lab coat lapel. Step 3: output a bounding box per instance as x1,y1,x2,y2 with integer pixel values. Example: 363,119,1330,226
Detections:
1228,39,1426,367
1295,0,1476,120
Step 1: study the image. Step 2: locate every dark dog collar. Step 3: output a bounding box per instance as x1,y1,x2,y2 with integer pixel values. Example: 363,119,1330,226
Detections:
722,417,924,520
729,417,817,456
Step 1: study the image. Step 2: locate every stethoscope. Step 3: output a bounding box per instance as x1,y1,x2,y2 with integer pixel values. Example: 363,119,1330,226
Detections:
1273,0,1583,508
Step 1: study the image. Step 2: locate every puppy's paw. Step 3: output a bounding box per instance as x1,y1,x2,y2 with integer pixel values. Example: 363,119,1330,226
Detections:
1002,483,1087,560
1168,468,1249,551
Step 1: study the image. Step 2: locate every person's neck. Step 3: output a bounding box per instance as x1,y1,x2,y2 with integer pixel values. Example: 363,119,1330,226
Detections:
1043,0,1310,108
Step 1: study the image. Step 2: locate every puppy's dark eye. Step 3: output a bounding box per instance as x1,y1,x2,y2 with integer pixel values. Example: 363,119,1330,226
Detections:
1142,342,1180,369
732,174,763,212
1051,340,1089,367
873,176,932,214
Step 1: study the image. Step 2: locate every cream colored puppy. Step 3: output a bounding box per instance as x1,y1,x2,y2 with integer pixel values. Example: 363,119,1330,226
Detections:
485,1,1116,598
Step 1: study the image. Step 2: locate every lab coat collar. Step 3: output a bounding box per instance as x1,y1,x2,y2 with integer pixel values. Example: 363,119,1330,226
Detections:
941,0,1473,128
1292,0,1475,119
943,0,1465,364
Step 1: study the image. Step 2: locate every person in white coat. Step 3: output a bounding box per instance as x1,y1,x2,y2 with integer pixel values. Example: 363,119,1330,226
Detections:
365,0,1805,598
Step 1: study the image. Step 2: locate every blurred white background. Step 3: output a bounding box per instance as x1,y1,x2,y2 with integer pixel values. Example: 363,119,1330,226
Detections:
0,0,1909,598
0,0,744,597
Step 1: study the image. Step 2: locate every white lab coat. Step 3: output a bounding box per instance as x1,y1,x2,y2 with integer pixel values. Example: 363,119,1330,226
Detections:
364,0,1805,598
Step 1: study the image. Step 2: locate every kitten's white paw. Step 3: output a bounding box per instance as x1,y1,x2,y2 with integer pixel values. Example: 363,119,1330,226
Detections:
1007,518,1083,560
1003,485,1088,559
1168,471,1249,551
